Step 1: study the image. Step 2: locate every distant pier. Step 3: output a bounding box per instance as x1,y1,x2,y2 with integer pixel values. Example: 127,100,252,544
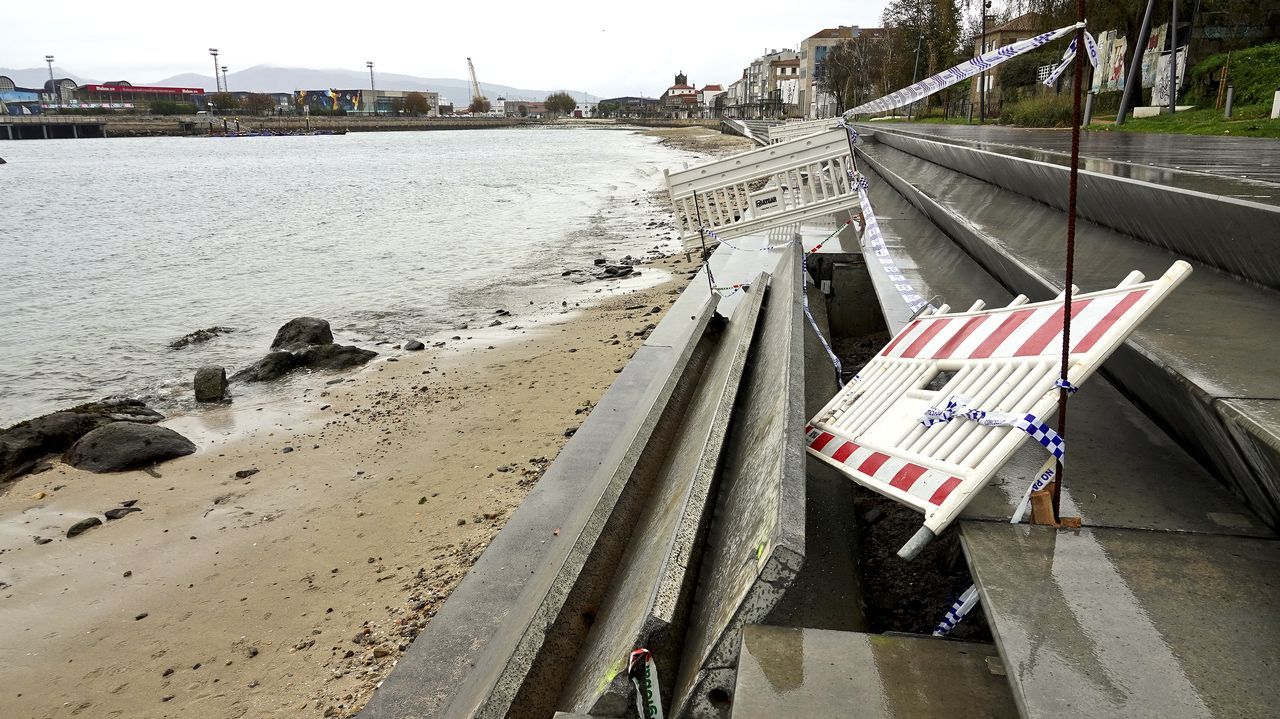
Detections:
1,116,106,140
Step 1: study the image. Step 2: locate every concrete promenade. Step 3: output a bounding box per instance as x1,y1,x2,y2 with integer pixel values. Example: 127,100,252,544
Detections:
875,123,1280,185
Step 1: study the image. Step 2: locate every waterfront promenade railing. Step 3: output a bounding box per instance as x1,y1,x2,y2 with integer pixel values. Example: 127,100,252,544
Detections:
665,127,859,251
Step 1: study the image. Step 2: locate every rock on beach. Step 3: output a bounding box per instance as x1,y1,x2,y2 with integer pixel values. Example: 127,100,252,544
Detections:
194,366,228,402
234,317,377,382
271,317,334,351
0,399,164,482
64,422,197,473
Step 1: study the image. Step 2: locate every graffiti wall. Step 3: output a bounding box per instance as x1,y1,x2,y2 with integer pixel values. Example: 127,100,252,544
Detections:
294,89,364,112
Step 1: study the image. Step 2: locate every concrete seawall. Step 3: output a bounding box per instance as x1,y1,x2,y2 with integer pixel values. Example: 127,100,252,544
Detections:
24,115,531,138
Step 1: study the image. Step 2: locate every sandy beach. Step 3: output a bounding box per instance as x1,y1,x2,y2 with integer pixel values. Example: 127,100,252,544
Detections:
0,126,751,719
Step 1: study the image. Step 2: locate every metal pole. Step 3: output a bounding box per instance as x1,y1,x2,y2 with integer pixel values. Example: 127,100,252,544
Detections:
1224,86,1234,118
221,66,229,94
1168,0,1178,115
1054,0,1089,521
1116,0,1157,125
45,55,57,112
209,49,221,94
1083,92,1094,126
910,33,924,120
980,1,991,123
367,61,376,116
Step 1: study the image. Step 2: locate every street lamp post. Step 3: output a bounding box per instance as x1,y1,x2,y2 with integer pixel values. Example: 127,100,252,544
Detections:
221,66,229,94
910,32,924,119
209,48,221,93
44,54,58,112
366,61,376,115
980,1,992,123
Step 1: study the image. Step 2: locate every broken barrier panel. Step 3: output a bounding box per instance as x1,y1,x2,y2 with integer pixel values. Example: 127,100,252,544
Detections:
665,128,859,252
767,117,839,145
807,261,1192,559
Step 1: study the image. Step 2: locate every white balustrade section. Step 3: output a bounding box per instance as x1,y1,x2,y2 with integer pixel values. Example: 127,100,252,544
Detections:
767,117,840,144
665,128,858,251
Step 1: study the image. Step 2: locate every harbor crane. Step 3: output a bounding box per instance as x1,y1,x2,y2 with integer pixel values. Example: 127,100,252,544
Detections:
466,57,490,113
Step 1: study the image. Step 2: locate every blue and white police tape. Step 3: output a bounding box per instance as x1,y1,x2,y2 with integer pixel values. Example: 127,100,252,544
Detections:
835,119,859,144
1054,378,1079,394
932,584,981,637
918,394,1066,464
858,185,933,314
801,242,844,386
1043,30,1100,87
844,21,1083,116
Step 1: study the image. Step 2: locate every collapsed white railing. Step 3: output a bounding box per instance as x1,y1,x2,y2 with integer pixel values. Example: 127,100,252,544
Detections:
807,260,1191,559
767,117,840,144
665,128,859,252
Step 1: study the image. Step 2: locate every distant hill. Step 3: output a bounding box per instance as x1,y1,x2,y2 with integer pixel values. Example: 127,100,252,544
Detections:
2,64,598,108
0,67,97,87
149,66,600,107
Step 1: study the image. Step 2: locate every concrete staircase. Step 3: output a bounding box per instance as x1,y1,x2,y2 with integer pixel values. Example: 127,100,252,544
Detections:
840,132,1280,718
857,129,1280,530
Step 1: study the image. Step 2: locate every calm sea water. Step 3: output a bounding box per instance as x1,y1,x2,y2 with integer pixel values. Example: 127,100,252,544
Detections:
0,127,699,426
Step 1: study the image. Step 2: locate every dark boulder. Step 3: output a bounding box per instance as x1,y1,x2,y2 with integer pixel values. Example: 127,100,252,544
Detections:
104,507,142,520
1,399,164,482
169,326,235,350
233,351,300,382
194,366,228,402
65,422,196,473
295,344,378,371
404,340,425,351
270,317,333,351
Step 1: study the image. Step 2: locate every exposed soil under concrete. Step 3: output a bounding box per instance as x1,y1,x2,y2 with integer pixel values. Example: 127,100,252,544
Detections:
834,333,993,642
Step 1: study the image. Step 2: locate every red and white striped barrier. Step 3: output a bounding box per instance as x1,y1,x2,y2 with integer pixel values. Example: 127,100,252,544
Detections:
807,261,1192,558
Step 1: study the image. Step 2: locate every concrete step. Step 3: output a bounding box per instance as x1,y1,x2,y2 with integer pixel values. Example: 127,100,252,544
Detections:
961,522,1280,718
858,139,1280,530
558,275,769,716
851,165,1274,539
731,626,1018,718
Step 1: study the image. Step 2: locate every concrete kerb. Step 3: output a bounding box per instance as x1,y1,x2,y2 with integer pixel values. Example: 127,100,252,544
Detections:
670,243,808,718
867,126,1280,291
358,294,720,719
557,274,769,716
856,143,1280,528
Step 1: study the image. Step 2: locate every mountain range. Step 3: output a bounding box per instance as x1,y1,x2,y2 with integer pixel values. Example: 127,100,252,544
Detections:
0,66,600,107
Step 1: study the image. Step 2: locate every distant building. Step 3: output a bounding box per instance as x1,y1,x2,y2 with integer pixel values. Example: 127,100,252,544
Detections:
971,12,1045,112
770,58,802,117
799,26,887,118
0,75,44,114
505,100,548,118
294,89,440,116
700,85,725,117
78,83,204,111
597,96,661,118
660,71,702,118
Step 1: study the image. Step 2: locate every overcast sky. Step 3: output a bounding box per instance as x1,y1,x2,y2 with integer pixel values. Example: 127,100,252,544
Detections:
3,0,890,95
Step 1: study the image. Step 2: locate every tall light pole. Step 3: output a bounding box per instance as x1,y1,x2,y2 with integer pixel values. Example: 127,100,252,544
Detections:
979,0,992,123
209,48,221,93
1168,0,1178,115
221,66,229,93
45,54,58,111
910,32,924,119
366,61,376,115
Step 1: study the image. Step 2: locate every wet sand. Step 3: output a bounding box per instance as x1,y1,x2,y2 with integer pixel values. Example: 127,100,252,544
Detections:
0,127,740,719
0,254,699,719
